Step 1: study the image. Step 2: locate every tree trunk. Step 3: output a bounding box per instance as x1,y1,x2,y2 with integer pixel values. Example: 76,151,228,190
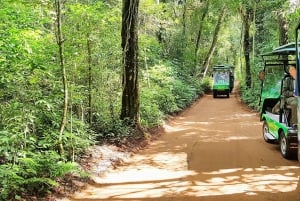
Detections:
120,0,140,126
55,0,67,155
182,1,187,37
194,1,209,68
244,8,251,88
240,4,252,88
202,6,226,78
87,35,92,125
278,9,289,63
278,9,289,46
252,1,256,62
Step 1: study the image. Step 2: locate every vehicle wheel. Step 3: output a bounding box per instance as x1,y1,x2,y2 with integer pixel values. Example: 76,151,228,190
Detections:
262,121,274,143
213,91,217,98
227,93,230,98
280,132,292,159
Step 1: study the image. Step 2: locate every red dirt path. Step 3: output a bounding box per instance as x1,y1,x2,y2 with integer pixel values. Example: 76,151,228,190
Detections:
58,90,300,201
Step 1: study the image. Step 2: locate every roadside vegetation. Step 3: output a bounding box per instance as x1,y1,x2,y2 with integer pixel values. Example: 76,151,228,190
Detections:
0,0,300,200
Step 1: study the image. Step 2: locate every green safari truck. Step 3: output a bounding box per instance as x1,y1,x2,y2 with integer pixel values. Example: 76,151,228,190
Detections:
212,65,234,98
259,43,298,159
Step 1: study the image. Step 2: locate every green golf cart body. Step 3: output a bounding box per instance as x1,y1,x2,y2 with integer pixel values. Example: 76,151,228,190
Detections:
212,65,234,98
260,43,298,159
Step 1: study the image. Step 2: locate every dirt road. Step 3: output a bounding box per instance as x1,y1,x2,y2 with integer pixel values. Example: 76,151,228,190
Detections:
62,91,300,201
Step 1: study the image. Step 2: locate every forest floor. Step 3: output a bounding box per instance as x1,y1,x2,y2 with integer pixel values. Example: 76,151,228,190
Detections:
52,87,300,201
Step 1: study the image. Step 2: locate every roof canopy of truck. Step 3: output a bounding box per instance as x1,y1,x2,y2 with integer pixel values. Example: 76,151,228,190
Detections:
261,43,299,72
212,64,234,70
261,42,299,56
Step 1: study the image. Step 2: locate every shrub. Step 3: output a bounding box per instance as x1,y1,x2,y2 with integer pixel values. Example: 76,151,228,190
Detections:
140,100,164,127
0,151,79,200
201,76,212,93
239,83,260,111
140,61,203,127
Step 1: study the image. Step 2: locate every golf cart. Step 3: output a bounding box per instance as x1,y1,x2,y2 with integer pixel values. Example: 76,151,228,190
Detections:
259,43,298,159
212,65,234,98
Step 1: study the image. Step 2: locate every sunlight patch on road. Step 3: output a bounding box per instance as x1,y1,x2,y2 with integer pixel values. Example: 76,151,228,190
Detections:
188,174,298,196
188,166,300,196
77,151,198,199
255,165,300,171
73,166,299,199
163,120,261,142
229,113,257,119
93,152,195,184
163,121,213,133
182,121,212,125
224,136,253,141
203,168,243,174
180,132,259,142
163,123,186,132
70,152,300,200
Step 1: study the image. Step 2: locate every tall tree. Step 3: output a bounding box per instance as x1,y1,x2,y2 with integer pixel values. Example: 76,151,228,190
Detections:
278,9,289,46
55,0,67,154
194,0,209,66
87,35,93,125
240,2,252,88
120,0,140,126
202,6,227,77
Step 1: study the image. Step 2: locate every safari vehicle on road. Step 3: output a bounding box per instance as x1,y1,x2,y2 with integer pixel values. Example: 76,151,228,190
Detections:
212,65,234,98
259,43,298,159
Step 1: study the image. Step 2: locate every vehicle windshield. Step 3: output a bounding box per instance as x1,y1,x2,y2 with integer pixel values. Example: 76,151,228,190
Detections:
213,71,229,84
261,64,283,100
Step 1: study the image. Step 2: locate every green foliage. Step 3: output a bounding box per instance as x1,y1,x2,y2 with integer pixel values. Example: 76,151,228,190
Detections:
172,79,198,109
140,97,164,127
0,151,79,200
239,58,262,111
239,82,261,111
1,0,300,199
0,164,24,200
201,76,212,93
93,118,133,145
140,61,203,127
0,1,96,199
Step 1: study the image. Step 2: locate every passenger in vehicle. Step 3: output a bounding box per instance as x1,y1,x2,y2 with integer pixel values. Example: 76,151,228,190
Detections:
272,65,297,127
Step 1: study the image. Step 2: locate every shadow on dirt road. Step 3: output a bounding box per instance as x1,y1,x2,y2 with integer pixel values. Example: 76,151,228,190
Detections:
59,90,300,201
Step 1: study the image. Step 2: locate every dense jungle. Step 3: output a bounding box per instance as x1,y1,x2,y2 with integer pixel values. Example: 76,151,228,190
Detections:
1,0,300,200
